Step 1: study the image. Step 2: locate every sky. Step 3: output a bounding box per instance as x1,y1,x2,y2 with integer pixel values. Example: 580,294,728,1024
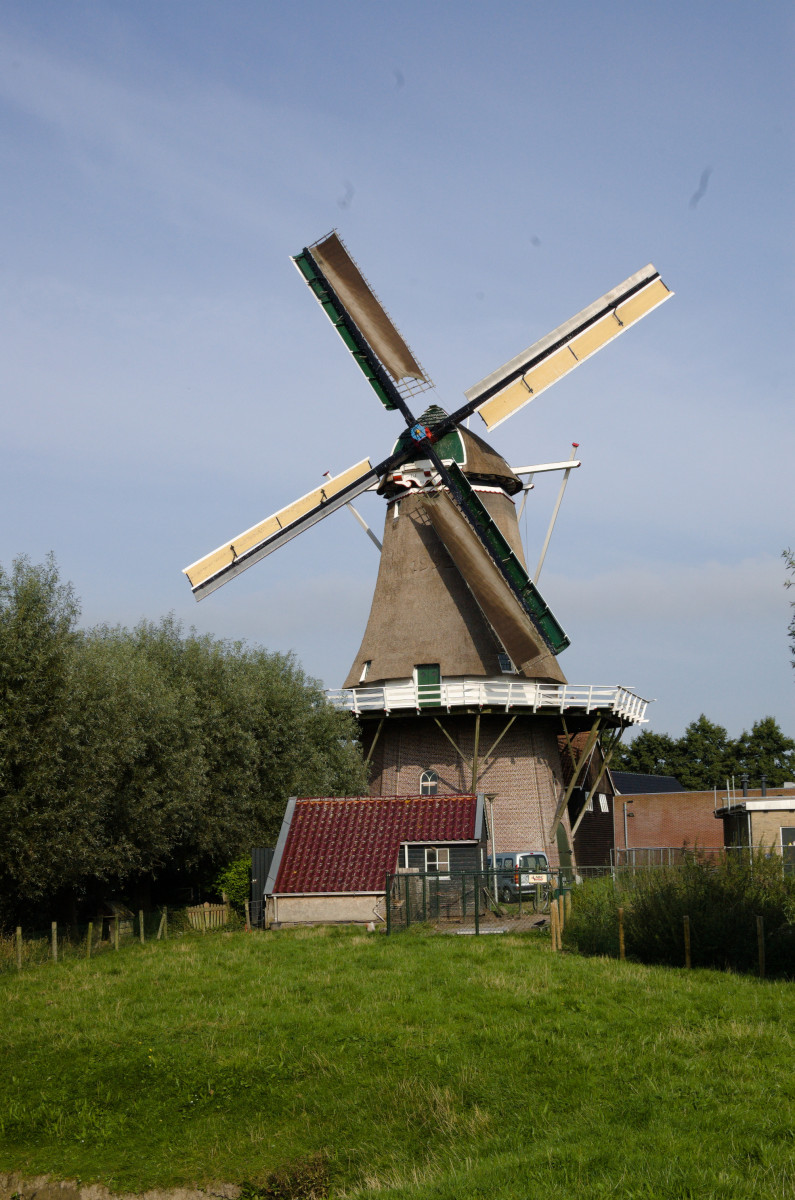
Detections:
1,1,793,742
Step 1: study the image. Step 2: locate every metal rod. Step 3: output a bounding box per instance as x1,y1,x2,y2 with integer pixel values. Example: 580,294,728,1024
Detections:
534,443,580,583
345,502,382,551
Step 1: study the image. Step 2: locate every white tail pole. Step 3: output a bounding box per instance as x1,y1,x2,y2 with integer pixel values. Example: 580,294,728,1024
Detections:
534,444,579,584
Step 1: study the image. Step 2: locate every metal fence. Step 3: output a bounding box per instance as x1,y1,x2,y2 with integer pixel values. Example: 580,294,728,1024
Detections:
385,870,569,935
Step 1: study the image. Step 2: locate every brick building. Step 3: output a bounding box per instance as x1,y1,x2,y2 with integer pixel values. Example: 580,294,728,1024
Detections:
612,786,795,857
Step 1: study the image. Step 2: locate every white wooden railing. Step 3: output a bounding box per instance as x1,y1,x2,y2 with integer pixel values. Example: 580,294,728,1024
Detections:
326,679,649,723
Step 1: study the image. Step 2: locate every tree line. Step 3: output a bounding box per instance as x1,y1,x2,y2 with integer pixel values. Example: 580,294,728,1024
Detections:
0,555,367,928
613,713,795,791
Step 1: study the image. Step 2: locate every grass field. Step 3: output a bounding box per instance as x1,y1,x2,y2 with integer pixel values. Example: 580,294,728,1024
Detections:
1,926,793,1199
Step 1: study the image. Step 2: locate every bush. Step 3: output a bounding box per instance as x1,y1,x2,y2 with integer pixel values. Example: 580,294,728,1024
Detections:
563,852,795,978
562,876,620,957
214,855,251,911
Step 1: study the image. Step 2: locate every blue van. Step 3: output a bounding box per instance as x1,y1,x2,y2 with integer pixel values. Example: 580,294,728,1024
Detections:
487,850,550,904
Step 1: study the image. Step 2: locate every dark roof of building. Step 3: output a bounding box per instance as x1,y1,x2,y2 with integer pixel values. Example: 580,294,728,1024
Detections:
270,794,481,894
610,771,684,794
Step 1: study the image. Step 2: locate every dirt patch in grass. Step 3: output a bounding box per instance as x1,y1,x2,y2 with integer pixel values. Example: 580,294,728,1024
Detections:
0,1176,240,1200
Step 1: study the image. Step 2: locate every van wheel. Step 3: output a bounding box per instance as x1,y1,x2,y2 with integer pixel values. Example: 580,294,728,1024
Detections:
500,886,512,904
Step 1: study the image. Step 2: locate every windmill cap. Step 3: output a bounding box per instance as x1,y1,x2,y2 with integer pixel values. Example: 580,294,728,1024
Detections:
385,406,522,496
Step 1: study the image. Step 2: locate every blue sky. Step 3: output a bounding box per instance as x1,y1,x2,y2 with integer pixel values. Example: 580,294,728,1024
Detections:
2,1,793,742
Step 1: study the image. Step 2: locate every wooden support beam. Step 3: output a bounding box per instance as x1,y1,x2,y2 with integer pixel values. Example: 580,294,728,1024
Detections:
433,717,472,774
364,718,385,765
480,715,517,767
471,713,481,792
548,715,602,840
569,726,625,839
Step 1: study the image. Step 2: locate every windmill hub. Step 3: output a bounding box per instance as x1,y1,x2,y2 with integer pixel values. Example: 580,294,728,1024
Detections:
183,231,673,871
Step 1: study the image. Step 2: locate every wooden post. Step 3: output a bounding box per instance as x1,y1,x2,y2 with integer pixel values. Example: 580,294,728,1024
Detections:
15,927,22,970
203,902,209,934
139,911,145,945
618,906,625,961
564,890,572,921
683,915,691,968
86,922,93,959
156,913,165,940
756,915,765,979
557,895,565,935
163,906,168,939
113,914,119,951
244,899,251,932
549,901,559,951
51,921,58,963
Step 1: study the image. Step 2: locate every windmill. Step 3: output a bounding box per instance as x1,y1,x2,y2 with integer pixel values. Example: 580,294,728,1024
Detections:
184,232,672,869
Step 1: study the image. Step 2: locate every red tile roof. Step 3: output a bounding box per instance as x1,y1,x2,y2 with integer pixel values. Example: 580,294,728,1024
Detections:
273,794,478,894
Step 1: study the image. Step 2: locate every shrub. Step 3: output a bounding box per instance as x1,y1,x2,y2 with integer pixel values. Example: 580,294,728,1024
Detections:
563,852,795,978
214,855,251,911
562,876,620,957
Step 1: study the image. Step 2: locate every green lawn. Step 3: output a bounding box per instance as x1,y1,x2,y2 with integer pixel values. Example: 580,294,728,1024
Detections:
1,926,793,1199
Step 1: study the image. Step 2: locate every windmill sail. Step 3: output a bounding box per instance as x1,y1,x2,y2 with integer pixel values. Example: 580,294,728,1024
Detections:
184,459,377,600
293,234,433,412
417,488,564,679
465,265,672,431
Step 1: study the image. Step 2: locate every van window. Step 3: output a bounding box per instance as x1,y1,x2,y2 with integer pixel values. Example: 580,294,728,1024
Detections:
503,857,514,869
495,857,503,868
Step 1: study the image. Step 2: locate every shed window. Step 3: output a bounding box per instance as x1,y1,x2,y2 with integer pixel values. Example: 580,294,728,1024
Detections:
420,769,439,796
425,848,450,874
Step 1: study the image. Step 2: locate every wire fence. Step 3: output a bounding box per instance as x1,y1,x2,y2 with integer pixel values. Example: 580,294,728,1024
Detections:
0,903,242,975
385,870,569,935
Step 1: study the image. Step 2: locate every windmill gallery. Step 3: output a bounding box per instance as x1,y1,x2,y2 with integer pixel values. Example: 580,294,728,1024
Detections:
183,233,672,902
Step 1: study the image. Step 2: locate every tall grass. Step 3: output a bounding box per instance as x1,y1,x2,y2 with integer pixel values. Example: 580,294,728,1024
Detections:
1,926,793,1198
564,851,795,976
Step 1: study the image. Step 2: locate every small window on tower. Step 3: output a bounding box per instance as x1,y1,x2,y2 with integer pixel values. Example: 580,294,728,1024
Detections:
420,770,439,796
598,793,609,813
359,660,371,683
497,654,516,674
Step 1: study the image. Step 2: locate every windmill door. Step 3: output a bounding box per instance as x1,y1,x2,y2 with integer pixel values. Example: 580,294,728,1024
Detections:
416,663,441,709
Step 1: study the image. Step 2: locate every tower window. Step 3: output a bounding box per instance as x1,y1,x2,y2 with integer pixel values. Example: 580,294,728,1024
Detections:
359,660,371,683
497,653,516,674
420,770,439,796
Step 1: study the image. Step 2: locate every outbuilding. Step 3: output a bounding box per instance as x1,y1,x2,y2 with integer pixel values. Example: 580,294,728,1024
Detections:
264,792,488,926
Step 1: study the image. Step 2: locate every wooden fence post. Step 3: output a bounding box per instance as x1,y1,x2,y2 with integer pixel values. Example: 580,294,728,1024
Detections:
618,906,625,961
86,922,93,959
203,902,209,934
16,927,22,971
552,902,564,950
564,890,572,921
683,915,691,969
244,900,251,932
51,921,58,963
113,915,119,951
139,911,145,945
756,915,765,979
163,906,168,939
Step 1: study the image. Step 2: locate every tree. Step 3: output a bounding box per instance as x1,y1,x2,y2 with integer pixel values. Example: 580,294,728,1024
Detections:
675,714,733,790
730,716,795,788
0,557,368,927
613,730,680,778
785,548,795,672
0,555,81,919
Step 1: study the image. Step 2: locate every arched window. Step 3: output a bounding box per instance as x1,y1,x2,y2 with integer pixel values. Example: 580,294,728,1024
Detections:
420,770,439,796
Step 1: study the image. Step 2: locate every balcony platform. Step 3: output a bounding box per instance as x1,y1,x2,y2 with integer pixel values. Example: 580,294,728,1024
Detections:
326,679,649,725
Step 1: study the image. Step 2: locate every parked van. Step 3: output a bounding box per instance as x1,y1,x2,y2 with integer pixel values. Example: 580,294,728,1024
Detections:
487,850,550,904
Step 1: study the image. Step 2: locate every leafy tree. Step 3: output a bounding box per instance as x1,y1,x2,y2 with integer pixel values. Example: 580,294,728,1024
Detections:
0,555,81,917
613,731,680,779
675,714,732,790
0,557,368,927
785,548,795,671
730,716,795,788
